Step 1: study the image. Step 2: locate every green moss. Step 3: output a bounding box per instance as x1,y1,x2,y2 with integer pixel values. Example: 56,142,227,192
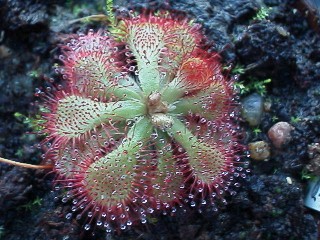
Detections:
14,112,45,132
252,127,262,136
231,64,246,75
235,78,271,96
253,6,272,21
301,169,316,181
274,187,282,194
290,116,301,124
18,196,43,212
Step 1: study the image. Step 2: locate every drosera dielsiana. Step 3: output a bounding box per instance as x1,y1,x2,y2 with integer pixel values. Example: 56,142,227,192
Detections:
0,1,248,234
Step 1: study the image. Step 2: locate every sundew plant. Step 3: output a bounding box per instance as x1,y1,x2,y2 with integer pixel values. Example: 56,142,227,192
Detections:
1,7,247,233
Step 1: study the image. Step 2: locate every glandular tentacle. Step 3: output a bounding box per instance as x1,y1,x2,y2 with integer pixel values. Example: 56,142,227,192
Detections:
150,131,186,211
166,117,237,203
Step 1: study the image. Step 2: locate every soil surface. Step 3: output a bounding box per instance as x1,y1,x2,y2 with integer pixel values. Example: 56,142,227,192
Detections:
0,0,320,239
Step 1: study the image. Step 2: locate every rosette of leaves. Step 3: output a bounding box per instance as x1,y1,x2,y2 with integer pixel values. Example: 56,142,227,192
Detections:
41,11,243,231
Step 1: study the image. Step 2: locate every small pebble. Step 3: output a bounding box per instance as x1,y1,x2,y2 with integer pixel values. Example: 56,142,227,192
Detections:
268,122,293,149
0,45,12,58
241,93,264,126
248,141,270,160
264,100,272,112
286,177,292,184
276,26,290,37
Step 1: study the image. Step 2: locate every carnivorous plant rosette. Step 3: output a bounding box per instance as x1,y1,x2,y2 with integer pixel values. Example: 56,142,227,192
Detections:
40,11,245,231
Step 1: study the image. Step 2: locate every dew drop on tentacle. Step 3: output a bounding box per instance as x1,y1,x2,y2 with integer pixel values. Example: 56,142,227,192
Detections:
65,213,72,220
84,224,91,231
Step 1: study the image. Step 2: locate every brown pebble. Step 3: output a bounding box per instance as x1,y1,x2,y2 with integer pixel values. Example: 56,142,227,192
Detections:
268,122,294,149
263,100,272,112
0,45,12,58
248,141,270,160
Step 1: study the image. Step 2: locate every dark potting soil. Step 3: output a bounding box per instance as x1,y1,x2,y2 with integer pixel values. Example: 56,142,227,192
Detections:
0,0,319,239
